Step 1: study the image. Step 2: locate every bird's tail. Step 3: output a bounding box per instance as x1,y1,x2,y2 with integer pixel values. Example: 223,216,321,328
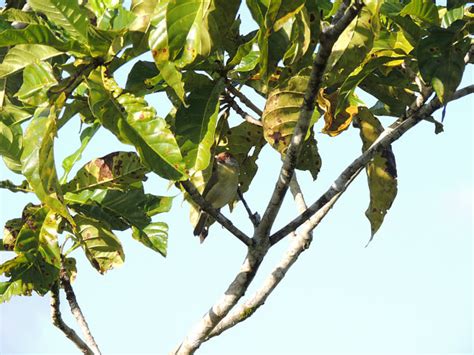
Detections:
193,211,209,243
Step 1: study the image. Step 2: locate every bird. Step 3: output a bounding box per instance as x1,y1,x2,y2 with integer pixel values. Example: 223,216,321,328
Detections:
193,152,240,242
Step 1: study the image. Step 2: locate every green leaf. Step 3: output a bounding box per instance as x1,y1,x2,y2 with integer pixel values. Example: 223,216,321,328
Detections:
400,0,440,26
0,24,86,53
0,279,33,303
125,60,160,95
132,222,168,257
60,123,100,183
15,61,58,106
28,0,89,43
336,55,407,116
296,132,321,180
354,107,397,243
130,0,159,32
20,108,74,226
175,75,224,171
0,120,22,168
324,6,378,86
63,151,147,193
87,68,187,180
417,25,469,103
74,214,124,274
360,67,416,117
0,206,61,302
0,44,62,79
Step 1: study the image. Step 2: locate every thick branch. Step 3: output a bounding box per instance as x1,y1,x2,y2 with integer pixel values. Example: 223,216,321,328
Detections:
181,181,253,247
270,84,474,245
257,0,364,238
172,241,270,354
226,84,263,117
50,283,94,355
60,260,102,355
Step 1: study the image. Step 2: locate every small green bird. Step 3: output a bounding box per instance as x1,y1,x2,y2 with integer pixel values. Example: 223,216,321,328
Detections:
193,152,240,242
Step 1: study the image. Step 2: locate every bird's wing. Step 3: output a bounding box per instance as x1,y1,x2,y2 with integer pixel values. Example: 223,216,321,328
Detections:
201,158,219,198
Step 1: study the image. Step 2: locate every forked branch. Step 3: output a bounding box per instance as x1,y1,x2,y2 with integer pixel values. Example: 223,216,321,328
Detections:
50,283,94,355
181,181,252,246
60,258,102,355
257,0,365,237
270,84,474,245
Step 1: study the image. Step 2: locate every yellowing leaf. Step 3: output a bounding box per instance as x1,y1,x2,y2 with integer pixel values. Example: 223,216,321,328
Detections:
318,89,358,137
354,107,397,243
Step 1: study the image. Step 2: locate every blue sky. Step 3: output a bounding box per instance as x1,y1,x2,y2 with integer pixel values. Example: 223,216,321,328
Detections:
0,1,473,354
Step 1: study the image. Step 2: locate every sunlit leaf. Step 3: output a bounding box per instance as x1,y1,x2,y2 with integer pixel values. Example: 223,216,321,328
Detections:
400,0,440,26
60,123,100,183
175,75,224,171
0,24,86,53
132,222,168,257
21,108,74,225
28,0,89,42
15,61,57,106
74,214,124,274
325,6,378,86
0,44,62,79
87,68,187,180
63,151,147,193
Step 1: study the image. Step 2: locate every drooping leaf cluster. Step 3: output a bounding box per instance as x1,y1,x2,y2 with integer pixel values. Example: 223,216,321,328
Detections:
0,0,471,302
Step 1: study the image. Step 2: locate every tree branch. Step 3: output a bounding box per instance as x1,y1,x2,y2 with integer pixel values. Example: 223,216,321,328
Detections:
60,259,102,355
270,84,474,245
237,186,260,227
50,283,94,355
172,242,270,354
181,181,253,247
226,83,263,117
257,0,364,238
223,93,263,126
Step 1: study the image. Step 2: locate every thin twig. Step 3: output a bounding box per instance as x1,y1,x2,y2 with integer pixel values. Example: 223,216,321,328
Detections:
226,84,263,117
181,181,253,247
257,0,364,238
237,186,260,227
270,84,474,245
50,283,94,355
60,258,102,355
223,93,263,126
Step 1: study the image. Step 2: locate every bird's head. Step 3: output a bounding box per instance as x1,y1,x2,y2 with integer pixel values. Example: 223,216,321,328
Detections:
216,152,239,169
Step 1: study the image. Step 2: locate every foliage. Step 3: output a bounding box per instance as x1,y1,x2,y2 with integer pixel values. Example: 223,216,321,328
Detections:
0,0,472,352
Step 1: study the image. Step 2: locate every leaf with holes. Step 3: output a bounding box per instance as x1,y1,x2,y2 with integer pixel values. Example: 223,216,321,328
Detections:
417,24,469,104
63,151,147,193
262,67,319,153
